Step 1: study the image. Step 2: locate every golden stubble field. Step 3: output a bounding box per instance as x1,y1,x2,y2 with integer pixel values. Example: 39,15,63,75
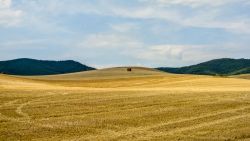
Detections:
0,67,250,141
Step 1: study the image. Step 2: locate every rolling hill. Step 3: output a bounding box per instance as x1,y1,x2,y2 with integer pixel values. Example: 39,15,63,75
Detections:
1,67,250,140
0,58,95,76
157,58,250,76
1,58,250,76
26,67,165,80
231,74,250,80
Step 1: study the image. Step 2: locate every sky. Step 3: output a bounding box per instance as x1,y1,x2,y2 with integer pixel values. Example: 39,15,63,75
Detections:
0,0,250,68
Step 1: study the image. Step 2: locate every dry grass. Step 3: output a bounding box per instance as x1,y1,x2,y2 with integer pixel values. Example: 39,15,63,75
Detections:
231,74,250,80
0,68,250,141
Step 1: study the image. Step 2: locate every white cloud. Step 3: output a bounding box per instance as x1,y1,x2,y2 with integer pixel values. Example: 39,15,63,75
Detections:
118,2,250,34
124,43,249,67
150,0,233,7
0,9,23,26
179,11,250,34
0,0,23,27
79,33,143,49
110,23,139,32
109,5,180,22
136,45,184,61
13,0,250,34
141,0,250,8
82,0,250,34
0,39,49,47
0,0,11,8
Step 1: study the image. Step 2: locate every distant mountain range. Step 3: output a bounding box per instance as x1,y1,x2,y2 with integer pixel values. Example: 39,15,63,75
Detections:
0,58,95,76
157,58,250,76
0,58,250,76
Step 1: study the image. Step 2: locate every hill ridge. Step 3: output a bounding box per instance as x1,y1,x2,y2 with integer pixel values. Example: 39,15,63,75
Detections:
157,58,250,76
0,58,95,76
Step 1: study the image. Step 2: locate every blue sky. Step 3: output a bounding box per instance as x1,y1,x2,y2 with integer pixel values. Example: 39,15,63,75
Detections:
0,0,250,68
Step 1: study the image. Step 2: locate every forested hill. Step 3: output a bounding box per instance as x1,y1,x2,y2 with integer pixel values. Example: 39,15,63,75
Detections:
0,58,95,76
157,58,250,76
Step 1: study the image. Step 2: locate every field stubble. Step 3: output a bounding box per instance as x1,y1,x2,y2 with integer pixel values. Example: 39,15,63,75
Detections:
0,68,250,141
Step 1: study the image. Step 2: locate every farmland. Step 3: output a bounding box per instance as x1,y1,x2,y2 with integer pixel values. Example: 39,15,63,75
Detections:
0,67,250,141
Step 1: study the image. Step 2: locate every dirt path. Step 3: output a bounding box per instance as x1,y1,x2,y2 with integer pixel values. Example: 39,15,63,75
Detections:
15,101,31,120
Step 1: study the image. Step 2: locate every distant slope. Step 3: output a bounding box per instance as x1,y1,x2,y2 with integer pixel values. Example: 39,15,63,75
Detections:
0,58,95,76
27,67,166,80
157,58,250,76
231,74,250,80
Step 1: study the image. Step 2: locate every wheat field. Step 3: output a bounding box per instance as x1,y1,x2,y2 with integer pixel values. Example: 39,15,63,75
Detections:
0,67,250,141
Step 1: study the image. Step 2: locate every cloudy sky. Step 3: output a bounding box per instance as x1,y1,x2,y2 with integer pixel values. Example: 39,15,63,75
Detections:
0,0,250,68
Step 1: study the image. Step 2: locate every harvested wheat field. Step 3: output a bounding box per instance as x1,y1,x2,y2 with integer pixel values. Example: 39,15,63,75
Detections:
0,67,250,141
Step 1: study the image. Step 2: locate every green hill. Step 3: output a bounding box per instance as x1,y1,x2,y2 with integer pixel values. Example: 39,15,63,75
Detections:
157,58,250,76
0,58,95,76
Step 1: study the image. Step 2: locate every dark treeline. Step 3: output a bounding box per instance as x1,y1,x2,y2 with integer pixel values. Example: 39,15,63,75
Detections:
0,58,95,76
157,58,250,76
